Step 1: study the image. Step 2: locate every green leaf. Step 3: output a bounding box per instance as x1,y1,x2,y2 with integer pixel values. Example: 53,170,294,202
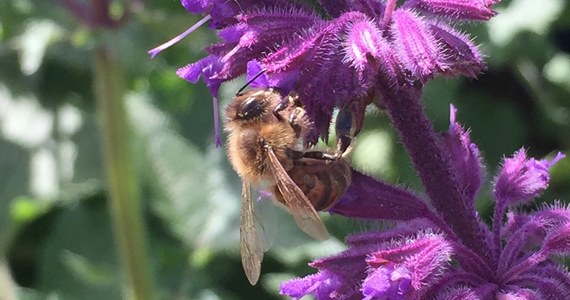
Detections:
36,196,121,300
127,93,240,250
60,250,116,287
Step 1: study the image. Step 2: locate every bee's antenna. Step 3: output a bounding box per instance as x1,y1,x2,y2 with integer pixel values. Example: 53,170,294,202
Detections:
236,68,267,96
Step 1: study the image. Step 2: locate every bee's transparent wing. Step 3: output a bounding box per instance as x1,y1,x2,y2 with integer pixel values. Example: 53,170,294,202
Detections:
265,146,329,240
254,189,277,251
240,182,263,285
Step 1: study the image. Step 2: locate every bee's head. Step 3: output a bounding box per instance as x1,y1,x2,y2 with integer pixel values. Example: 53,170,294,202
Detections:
226,89,276,122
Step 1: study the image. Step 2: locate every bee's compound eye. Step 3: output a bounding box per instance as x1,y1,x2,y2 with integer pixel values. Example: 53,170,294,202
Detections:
240,97,264,119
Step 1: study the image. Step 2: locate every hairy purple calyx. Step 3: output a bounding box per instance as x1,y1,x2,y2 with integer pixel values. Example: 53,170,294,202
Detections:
149,0,490,144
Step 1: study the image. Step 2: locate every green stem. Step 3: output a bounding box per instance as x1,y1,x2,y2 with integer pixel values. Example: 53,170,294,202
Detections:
94,46,154,300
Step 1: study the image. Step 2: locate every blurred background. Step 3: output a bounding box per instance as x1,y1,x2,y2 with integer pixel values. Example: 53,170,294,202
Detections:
0,0,569,299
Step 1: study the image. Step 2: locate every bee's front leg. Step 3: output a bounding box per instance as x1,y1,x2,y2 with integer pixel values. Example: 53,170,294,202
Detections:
272,98,288,121
273,91,300,119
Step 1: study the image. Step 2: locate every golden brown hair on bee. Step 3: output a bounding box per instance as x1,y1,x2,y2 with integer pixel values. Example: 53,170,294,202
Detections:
225,88,310,183
224,88,347,285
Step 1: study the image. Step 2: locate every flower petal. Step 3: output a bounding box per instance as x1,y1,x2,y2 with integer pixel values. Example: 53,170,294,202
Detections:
362,265,412,300
435,284,497,300
329,170,436,222
390,9,444,81
496,289,543,300
542,222,570,256
367,232,453,292
346,219,437,248
257,12,373,140
403,0,497,21
494,150,565,207
205,6,322,82
280,271,343,300
508,274,570,300
428,22,485,78
439,104,485,205
344,19,385,71
498,217,549,275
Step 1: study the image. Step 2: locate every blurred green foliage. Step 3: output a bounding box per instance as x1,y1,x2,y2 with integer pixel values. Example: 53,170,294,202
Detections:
0,0,569,299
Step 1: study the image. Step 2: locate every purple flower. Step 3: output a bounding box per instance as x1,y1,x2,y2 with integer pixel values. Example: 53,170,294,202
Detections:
149,0,490,144
149,1,570,298
494,149,564,206
281,106,567,299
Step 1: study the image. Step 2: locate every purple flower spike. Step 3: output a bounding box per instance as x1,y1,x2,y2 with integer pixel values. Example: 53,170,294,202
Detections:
440,104,485,205
151,0,502,145
494,149,565,206
146,2,570,299
390,9,443,81
285,103,567,299
404,0,497,21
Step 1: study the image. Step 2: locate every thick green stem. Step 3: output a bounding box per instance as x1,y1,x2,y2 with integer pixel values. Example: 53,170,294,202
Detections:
94,46,154,300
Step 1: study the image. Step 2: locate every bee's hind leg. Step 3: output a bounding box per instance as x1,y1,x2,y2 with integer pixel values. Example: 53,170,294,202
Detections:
301,151,338,161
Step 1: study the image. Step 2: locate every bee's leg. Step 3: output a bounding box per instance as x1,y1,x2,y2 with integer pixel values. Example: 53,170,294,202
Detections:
288,148,336,161
300,109,354,161
272,97,289,121
273,91,300,122
301,151,338,161
334,107,354,158
285,149,304,160
288,106,306,138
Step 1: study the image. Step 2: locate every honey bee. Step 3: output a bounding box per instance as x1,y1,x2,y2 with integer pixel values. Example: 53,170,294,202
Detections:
224,88,352,285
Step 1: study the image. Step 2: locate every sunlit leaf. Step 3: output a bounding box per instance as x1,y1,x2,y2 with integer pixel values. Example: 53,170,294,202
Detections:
36,197,121,300
60,250,116,287
487,0,564,46
10,196,46,223
15,19,63,75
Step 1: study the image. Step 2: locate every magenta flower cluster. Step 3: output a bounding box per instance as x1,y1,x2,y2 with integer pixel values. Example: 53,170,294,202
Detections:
150,0,491,146
149,0,570,299
283,106,566,299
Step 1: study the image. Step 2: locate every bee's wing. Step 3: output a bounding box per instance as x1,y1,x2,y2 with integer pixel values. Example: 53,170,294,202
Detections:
254,189,277,251
265,146,329,240
240,182,263,285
